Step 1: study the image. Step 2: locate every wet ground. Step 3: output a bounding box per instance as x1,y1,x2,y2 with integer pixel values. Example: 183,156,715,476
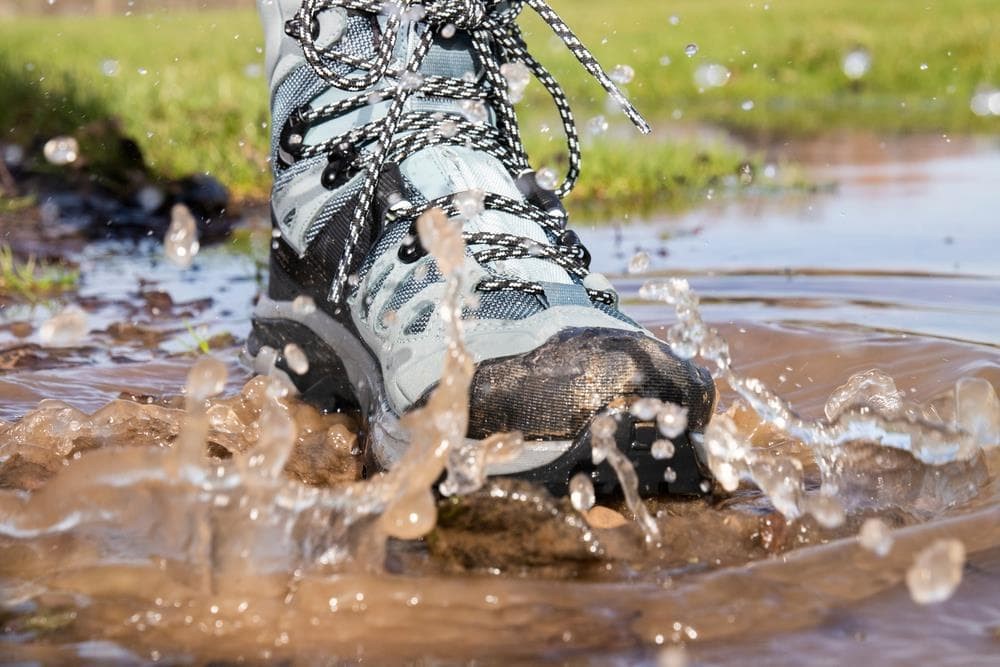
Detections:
0,134,998,664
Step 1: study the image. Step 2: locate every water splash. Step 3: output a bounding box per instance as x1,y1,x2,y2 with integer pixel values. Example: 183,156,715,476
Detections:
592,413,661,543
640,277,999,529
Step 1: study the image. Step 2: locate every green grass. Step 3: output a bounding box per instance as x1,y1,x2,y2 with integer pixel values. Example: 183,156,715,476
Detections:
0,244,79,303
532,0,1000,136
0,1,996,205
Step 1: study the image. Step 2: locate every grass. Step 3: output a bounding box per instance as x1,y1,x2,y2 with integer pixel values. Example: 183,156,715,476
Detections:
0,244,79,303
532,0,1000,137
0,1,996,206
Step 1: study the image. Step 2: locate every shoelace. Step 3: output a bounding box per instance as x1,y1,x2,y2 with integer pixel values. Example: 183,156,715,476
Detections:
281,0,651,305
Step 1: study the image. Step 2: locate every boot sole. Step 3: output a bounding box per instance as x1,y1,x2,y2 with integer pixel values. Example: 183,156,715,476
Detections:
244,295,710,497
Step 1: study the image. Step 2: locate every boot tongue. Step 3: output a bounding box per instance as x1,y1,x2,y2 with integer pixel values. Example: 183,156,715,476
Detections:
400,33,571,285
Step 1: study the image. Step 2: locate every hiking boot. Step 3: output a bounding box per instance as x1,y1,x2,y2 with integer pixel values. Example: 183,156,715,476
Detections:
247,0,716,496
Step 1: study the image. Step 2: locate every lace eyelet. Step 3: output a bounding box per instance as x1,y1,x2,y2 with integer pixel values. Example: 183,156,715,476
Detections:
321,142,359,190
397,220,427,263
278,108,309,167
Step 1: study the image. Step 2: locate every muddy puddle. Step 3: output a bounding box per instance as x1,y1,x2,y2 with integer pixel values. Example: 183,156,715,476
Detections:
1,135,998,664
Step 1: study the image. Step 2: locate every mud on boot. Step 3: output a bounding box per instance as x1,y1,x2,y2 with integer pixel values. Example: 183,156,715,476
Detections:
247,0,717,497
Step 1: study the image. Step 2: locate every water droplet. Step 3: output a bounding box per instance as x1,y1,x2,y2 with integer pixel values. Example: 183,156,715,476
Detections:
858,517,893,556
663,467,677,483
587,115,609,136
906,538,965,604
43,136,79,165
380,489,437,540
437,119,459,138
609,64,635,85
440,23,456,38
657,645,688,667
591,414,617,464
136,185,164,213
658,55,672,66
283,343,309,375
805,494,845,528
534,167,558,191
453,189,485,220
970,85,1000,117
403,4,426,21
842,48,871,80
684,43,698,58
668,15,680,26
2,144,24,167
380,1,402,19
292,294,316,315
656,403,688,438
630,398,662,421
651,439,675,460
100,59,120,77
500,61,530,102
569,473,596,512
741,99,755,111
39,305,88,346
186,357,227,402
398,70,424,91
694,62,731,88
628,251,651,274
919,62,929,71
164,203,200,269
460,99,488,124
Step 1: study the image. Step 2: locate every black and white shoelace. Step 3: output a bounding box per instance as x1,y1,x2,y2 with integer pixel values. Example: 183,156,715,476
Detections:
281,0,651,305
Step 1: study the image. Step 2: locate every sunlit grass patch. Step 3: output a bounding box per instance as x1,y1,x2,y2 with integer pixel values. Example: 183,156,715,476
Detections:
0,1,994,207
0,244,79,303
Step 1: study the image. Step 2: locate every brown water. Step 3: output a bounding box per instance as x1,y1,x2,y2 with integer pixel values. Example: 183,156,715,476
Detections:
1,135,999,664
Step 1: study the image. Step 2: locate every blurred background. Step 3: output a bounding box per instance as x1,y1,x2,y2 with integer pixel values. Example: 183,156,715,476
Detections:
1,0,997,210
